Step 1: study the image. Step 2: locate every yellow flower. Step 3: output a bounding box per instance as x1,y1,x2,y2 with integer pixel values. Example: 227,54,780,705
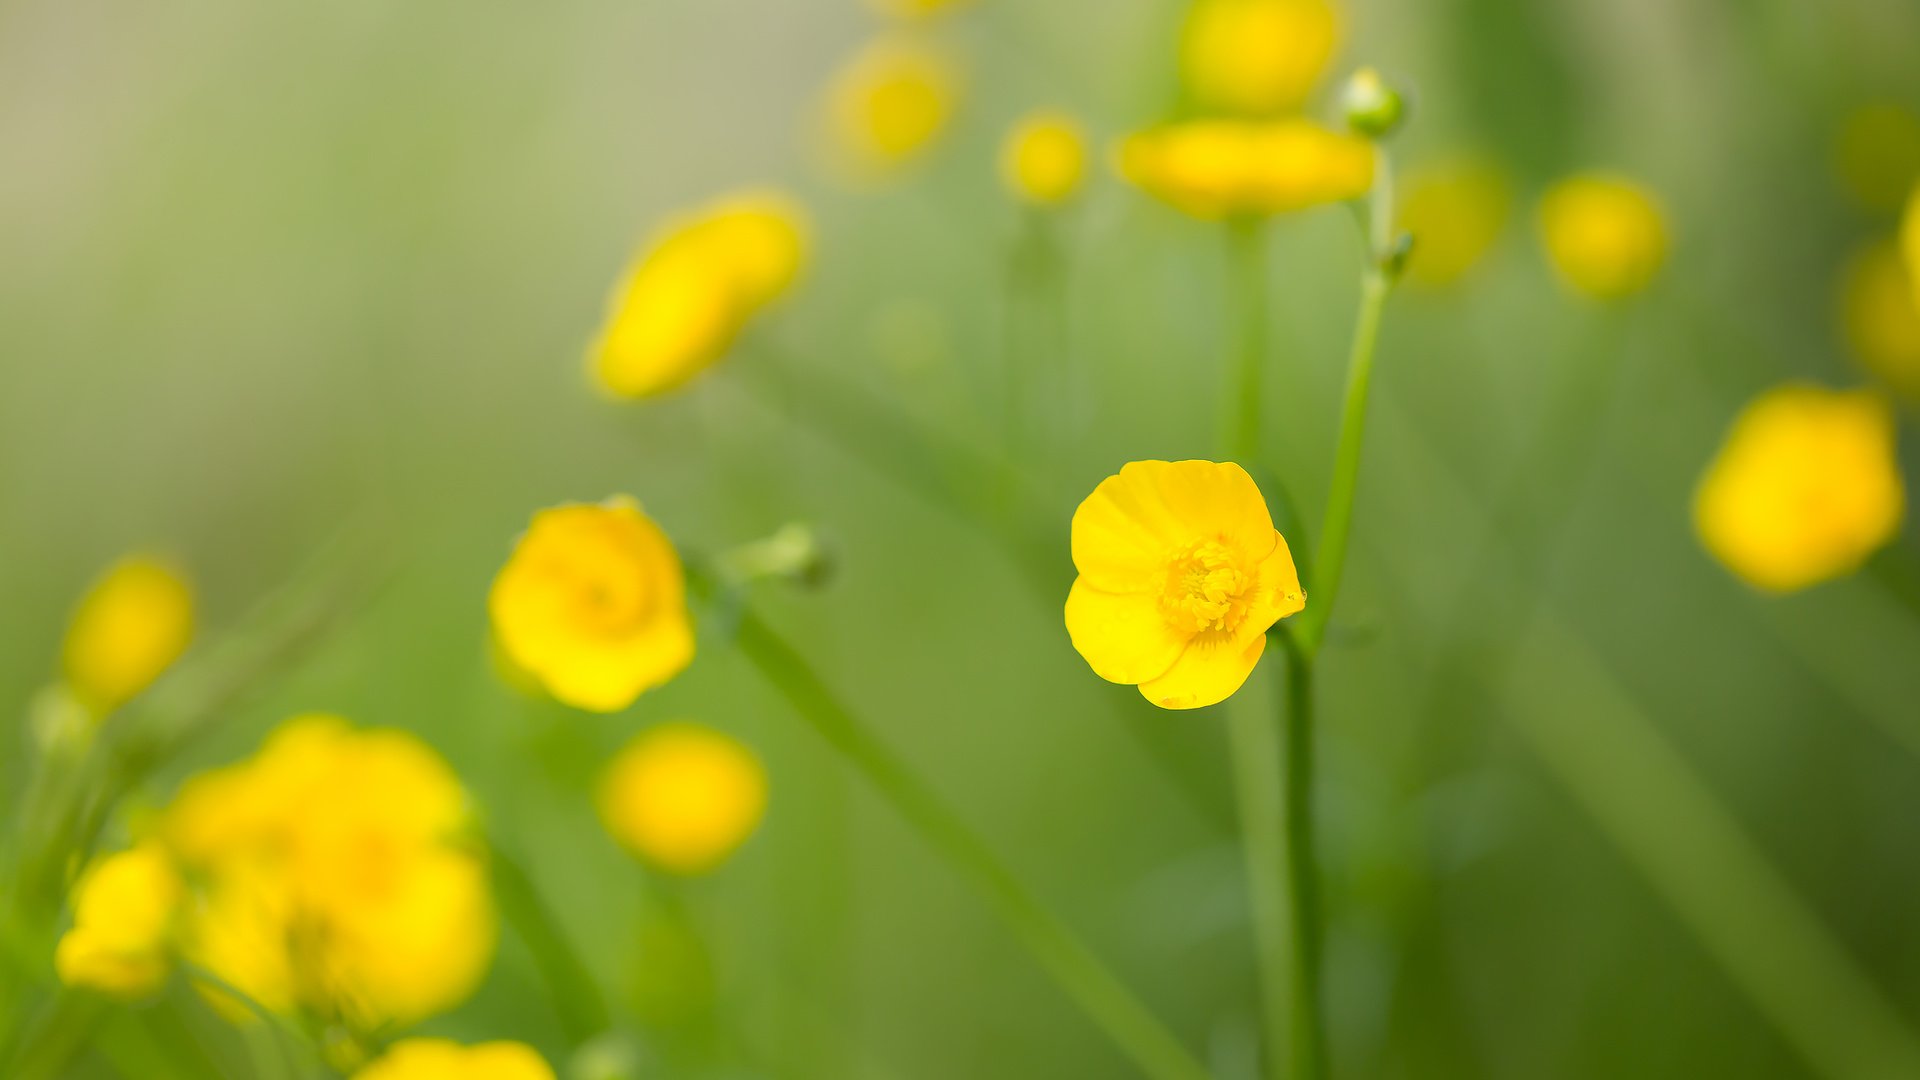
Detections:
1833,104,1920,212
1181,0,1339,116
1066,461,1306,709
1398,157,1511,288
598,723,767,874
1694,385,1904,593
1904,185,1920,311
1536,173,1669,300
61,555,193,714
865,0,972,16
1001,111,1088,207
54,842,182,999
489,498,695,713
824,33,960,176
589,191,808,399
1840,239,1920,396
1117,119,1374,220
353,1038,555,1080
164,715,495,1032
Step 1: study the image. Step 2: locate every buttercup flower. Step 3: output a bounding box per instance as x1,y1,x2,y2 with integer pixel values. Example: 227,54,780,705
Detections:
1181,0,1339,116
599,722,767,874
1117,119,1374,220
824,33,960,176
353,1038,555,1080
164,715,495,1032
1398,157,1511,288
589,190,808,398
61,555,193,715
490,498,695,713
1066,460,1306,709
54,842,182,999
1834,104,1920,212
1536,173,1668,300
1002,111,1088,207
1694,385,1904,593
1840,239,1920,396
1904,185,1920,310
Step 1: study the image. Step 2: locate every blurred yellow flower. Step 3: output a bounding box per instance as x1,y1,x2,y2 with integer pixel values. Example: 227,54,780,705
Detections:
824,34,960,176
599,722,767,874
1694,385,1904,593
61,555,193,715
164,715,495,1031
1066,460,1306,709
353,1038,555,1080
589,190,808,399
1117,119,1374,220
1536,173,1669,300
865,0,973,16
1905,184,1920,310
1840,239,1920,396
1001,111,1088,207
490,498,695,713
1398,158,1511,288
1181,0,1339,116
54,842,182,999
1834,104,1920,213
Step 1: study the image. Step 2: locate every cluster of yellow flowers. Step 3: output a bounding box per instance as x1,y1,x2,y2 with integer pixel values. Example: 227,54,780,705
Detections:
60,715,496,1045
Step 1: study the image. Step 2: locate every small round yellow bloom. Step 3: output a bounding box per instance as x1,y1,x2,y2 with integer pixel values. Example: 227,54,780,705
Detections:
164,715,496,1032
1398,158,1511,288
55,842,182,999
824,34,960,176
489,498,695,713
1694,385,1904,593
1117,119,1374,220
589,191,808,399
61,555,193,714
1834,104,1920,213
1001,111,1088,207
1536,173,1669,300
1840,239,1920,396
353,1038,555,1080
598,723,767,874
1066,461,1306,709
1181,0,1339,116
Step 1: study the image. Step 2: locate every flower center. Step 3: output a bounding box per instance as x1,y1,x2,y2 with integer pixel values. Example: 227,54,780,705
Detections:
1159,539,1255,636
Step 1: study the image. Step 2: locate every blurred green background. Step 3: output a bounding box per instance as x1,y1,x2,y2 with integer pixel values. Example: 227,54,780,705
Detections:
6,0,1920,1076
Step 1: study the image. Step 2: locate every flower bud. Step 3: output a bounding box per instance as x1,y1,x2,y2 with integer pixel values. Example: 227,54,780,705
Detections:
1341,67,1406,139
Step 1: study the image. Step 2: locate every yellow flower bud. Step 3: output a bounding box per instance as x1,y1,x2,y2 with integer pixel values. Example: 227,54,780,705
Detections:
1181,0,1339,116
353,1038,556,1080
489,498,695,713
1117,119,1374,220
1066,460,1306,709
823,33,960,177
1694,385,1904,593
55,843,182,999
589,191,809,399
1833,104,1920,213
1001,111,1088,207
1536,173,1669,300
61,555,193,715
1397,157,1511,288
598,723,767,874
1840,239,1920,396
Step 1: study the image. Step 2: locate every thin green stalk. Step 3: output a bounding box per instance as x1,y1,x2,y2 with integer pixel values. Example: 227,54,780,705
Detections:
1227,219,1270,464
1226,681,1289,1080
491,846,612,1048
1280,644,1323,1080
711,588,1212,1080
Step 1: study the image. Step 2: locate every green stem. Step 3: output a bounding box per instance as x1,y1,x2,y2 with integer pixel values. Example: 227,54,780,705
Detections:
1227,219,1270,464
491,846,612,1048
714,591,1212,1080
1226,681,1289,1080
1280,644,1323,1080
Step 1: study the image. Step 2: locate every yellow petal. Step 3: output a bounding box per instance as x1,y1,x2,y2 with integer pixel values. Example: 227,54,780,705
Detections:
1138,631,1267,710
1064,577,1187,685
1071,460,1275,592
1238,529,1308,629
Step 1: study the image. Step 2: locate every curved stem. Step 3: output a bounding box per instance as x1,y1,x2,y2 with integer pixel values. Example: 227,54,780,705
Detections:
713,587,1213,1080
